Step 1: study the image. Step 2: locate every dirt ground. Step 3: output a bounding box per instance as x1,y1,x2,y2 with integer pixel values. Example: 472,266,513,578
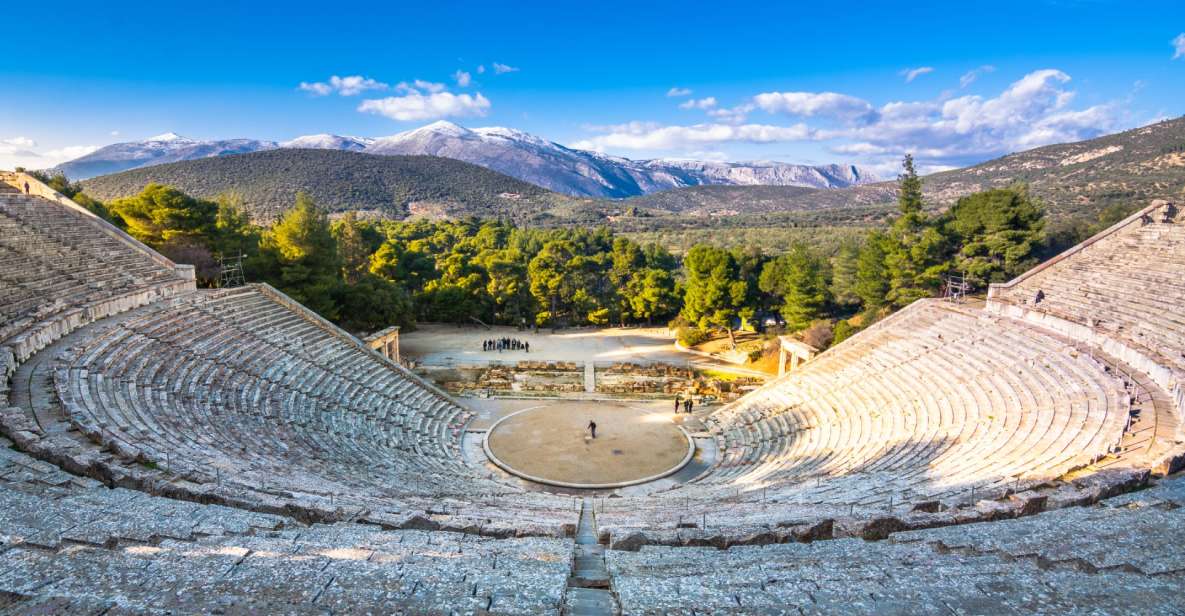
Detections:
485,401,692,486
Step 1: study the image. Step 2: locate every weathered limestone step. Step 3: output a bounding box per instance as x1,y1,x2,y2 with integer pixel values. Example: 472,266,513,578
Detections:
565,588,618,616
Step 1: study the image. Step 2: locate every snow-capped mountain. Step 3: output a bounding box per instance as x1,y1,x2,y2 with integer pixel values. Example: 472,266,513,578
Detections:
57,134,279,180
279,134,374,151
365,121,879,197
55,122,878,196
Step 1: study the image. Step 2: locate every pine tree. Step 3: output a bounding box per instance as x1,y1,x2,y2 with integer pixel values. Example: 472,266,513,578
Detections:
259,193,341,318
883,155,949,307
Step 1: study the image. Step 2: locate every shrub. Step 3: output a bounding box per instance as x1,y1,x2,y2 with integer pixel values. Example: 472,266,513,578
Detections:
800,320,834,350
832,320,859,345
676,326,709,347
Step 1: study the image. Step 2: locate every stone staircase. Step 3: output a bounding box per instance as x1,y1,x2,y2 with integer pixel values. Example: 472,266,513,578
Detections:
564,498,619,615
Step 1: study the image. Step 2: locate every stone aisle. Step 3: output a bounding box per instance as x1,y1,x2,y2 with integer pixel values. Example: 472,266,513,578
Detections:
563,498,619,615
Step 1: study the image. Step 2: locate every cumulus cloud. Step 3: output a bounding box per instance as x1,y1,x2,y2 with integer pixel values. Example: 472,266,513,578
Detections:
753,91,876,123
0,139,98,170
678,97,717,110
359,88,491,122
837,69,1117,166
454,70,472,87
299,75,389,96
573,68,1121,170
476,65,486,74
1174,33,1185,59
492,62,519,74
571,122,818,151
900,66,935,83
666,87,692,97
2,136,36,148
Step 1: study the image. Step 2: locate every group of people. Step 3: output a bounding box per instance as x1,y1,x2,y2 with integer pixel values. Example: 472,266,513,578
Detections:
482,337,530,353
674,395,694,414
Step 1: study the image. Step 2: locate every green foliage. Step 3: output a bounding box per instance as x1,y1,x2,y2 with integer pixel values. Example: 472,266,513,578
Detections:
829,240,862,307
681,245,749,335
832,319,859,345
854,231,890,310
758,242,830,331
882,157,949,307
336,273,414,331
257,193,342,318
942,186,1045,286
108,183,218,246
675,326,709,347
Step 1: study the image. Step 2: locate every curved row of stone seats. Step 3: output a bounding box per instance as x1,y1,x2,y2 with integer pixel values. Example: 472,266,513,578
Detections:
0,436,572,614
988,200,1185,465
606,477,1185,614
48,284,574,534
595,301,1130,538
0,173,194,368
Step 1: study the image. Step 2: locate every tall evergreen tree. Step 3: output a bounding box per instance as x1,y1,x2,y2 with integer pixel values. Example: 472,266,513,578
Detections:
681,244,748,345
943,186,1045,287
882,155,948,307
854,232,891,310
259,193,341,318
758,242,830,331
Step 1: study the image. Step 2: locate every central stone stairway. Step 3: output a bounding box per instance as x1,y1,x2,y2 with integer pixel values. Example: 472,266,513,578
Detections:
563,498,619,615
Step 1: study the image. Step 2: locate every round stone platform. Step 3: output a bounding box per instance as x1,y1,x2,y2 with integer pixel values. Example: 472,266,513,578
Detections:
483,402,695,489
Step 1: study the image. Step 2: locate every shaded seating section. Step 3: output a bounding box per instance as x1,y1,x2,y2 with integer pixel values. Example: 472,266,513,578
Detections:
0,434,571,614
606,476,1185,614
597,300,1131,535
52,286,573,533
0,175,193,362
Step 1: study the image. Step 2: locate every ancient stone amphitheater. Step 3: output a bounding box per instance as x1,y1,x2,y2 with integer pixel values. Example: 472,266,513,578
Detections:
1,169,1183,614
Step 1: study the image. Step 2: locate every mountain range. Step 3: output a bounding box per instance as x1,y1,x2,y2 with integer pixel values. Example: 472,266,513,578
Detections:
76,115,1185,230
55,121,878,198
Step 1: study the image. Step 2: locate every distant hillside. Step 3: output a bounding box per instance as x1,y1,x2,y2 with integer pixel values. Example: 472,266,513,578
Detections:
80,149,578,223
619,116,1185,221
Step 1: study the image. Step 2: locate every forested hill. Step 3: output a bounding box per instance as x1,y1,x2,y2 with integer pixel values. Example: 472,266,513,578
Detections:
616,115,1185,221
80,149,582,223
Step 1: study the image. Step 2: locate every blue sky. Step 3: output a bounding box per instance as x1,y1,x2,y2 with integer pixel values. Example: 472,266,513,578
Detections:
2,0,1183,175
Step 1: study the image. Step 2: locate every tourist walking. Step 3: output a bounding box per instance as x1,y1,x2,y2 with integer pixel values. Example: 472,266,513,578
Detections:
587,420,597,439
684,398,693,414
674,396,681,412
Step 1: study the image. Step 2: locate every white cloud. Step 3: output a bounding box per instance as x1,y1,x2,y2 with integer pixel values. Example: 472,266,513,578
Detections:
476,65,486,74
666,87,692,97
753,91,876,123
571,122,818,152
299,81,332,96
836,69,1117,166
396,79,446,94
900,66,935,83
299,75,388,96
109,130,121,137
359,90,491,121
0,139,98,171
44,145,100,161
574,68,1121,171
454,70,472,87
492,62,519,74
1173,33,1185,59
678,96,717,110
959,65,996,88
2,136,36,148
